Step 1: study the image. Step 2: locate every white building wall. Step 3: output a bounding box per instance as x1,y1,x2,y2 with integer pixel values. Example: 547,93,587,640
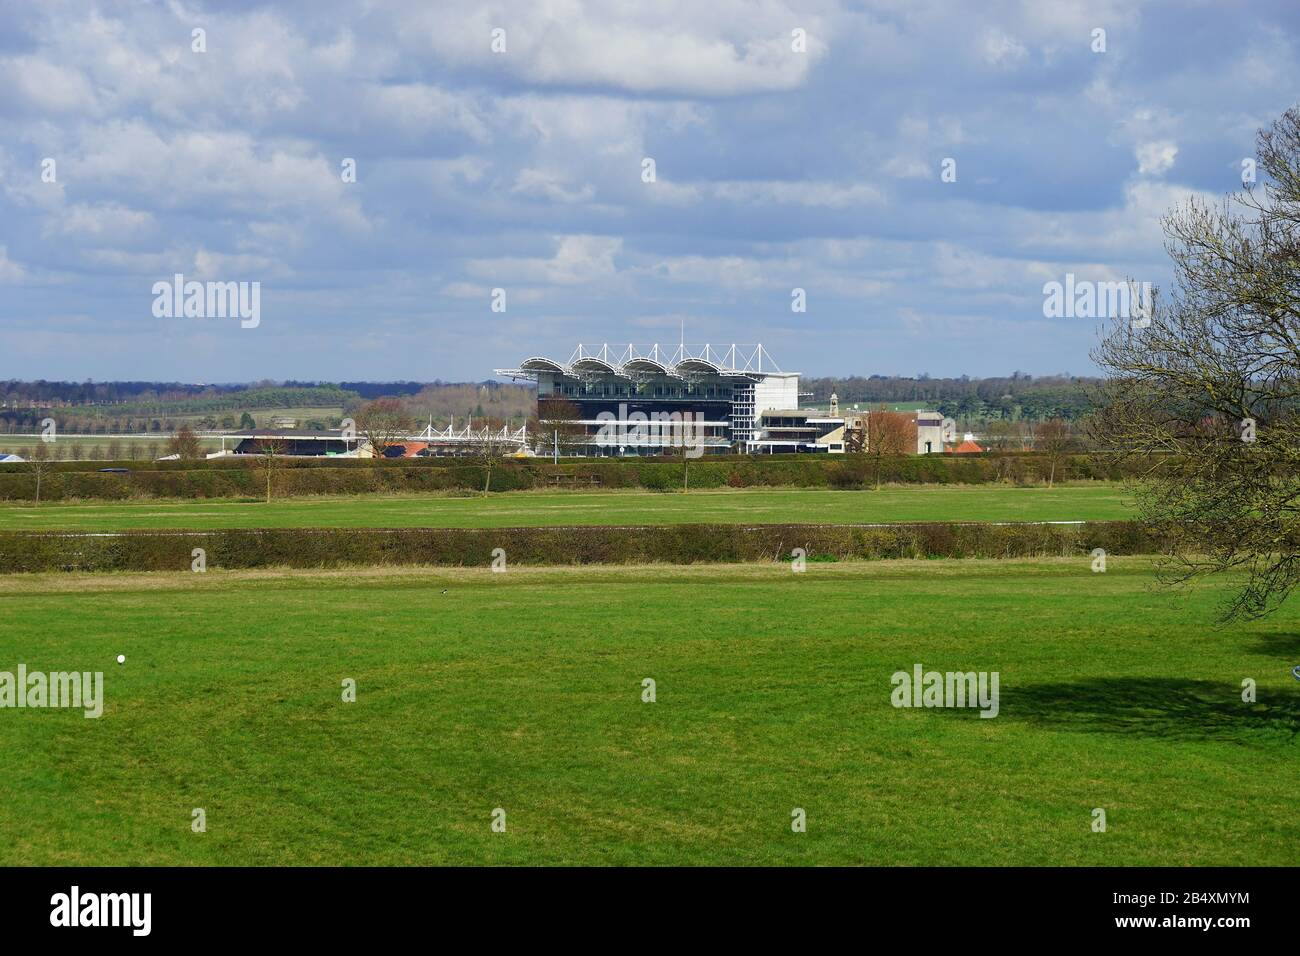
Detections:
751,374,800,421
916,422,943,454
915,411,945,454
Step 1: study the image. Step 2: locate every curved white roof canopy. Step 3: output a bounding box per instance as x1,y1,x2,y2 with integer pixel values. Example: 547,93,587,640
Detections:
519,356,567,373
570,356,618,375
674,358,721,375
499,344,790,382
624,357,670,374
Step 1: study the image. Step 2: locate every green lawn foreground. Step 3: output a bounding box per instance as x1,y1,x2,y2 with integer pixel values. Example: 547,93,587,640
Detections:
0,557,1294,866
0,483,1134,531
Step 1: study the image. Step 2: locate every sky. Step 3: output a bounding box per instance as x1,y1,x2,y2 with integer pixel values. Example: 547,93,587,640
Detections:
1,0,1297,383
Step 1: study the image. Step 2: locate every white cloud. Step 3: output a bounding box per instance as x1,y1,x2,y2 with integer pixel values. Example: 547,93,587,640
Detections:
980,29,1028,67
364,83,489,142
66,122,369,231
42,202,154,239
880,114,968,181
80,247,179,273
641,180,703,206
933,242,1053,290
468,235,623,285
883,155,932,180
522,24,815,96
512,168,596,204
0,56,98,113
1014,180,1218,277
548,235,621,283
1136,140,1178,176
192,248,276,280
407,1,827,96
441,282,487,298
712,180,885,208
0,247,27,282
642,255,772,290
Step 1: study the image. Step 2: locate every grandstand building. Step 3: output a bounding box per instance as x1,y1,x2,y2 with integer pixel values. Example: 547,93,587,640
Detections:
496,344,799,455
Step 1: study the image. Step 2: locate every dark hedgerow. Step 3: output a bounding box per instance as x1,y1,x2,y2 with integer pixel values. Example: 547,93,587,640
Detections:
0,452,1141,502
0,520,1165,573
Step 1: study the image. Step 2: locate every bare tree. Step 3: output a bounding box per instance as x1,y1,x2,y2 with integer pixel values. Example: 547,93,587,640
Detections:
254,436,286,504
1035,418,1073,487
983,418,1014,452
165,424,202,459
26,443,54,505
356,399,414,460
536,397,586,460
864,407,915,490
1011,420,1034,452
1091,105,1300,620
662,439,698,493
468,417,513,496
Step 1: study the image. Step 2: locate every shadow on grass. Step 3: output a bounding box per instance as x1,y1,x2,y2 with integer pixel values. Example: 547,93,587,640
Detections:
1244,630,1300,658
1001,678,1299,744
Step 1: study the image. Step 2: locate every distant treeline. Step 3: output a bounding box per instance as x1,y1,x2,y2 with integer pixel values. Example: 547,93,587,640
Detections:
334,381,428,399
0,380,537,434
2,374,1096,430
0,379,519,406
0,380,235,405
803,373,1099,422
0,384,358,435
400,382,536,426
0,380,354,413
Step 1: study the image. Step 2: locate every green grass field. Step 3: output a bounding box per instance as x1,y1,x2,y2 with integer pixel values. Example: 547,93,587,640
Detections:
0,484,1134,531
0,558,1294,865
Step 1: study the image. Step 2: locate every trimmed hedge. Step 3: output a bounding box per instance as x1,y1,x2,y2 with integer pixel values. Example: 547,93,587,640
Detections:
0,520,1164,573
0,453,1142,501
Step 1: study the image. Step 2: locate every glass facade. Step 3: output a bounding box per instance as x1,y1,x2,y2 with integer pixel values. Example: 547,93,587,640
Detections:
539,371,737,455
